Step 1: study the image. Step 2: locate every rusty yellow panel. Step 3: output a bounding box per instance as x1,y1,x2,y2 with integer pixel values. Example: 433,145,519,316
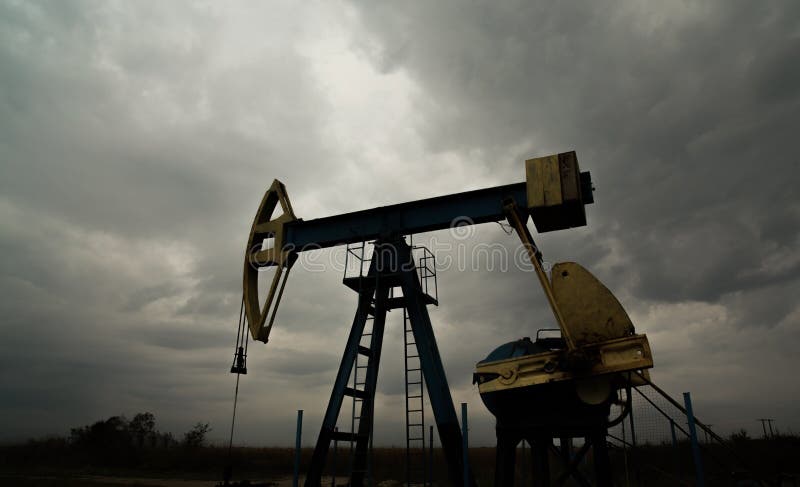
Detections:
551,262,635,346
542,155,563,205
526,151,588,232
243,179,299,343
526,154,562,208
526,156,546,207
475,334,653,394
558,151,581,202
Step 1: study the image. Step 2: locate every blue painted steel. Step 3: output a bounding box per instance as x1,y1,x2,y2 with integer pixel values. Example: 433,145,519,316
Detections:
294,410,303,487
331,427,337,487
284,182,528,250
429,425,433,487
351,281,390,486
304,239,474,486
461,403,469,487
397,239,474,487
670,419,678,448
683,392,705,487
479,338,546,363
304,273,386,486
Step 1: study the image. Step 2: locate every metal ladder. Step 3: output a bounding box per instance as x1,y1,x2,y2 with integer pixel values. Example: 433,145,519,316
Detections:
348,298,375,485
334,240,438,487
404,306,427,486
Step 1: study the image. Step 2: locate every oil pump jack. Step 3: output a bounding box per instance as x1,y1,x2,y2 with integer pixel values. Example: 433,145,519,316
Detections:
234,151,654,487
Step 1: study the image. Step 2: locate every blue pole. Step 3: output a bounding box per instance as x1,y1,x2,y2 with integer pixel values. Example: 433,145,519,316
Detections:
332,427,338,487
683,393,705,487
429,425,434,487
294,410,303,487
461,403,469,487
669,419,677,448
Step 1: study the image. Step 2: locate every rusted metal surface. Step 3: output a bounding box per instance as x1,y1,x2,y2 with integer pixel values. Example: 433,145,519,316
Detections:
551,262,636,346
243,179,298,342
475,334,653,394
503,199,578,351
526,151,589,232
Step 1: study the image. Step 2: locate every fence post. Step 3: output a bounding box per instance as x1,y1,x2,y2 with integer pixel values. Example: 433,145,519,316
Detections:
522,440,528,487
669,419,677,448
368,429,374,487
628,398,640,487
461,403,469,487
294,410,303,487
683,392,705,487
332,426,338,487
429,425,434,487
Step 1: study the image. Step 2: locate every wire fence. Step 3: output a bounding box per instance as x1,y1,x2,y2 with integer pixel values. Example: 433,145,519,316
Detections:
608,383,693,447
603,382,797,487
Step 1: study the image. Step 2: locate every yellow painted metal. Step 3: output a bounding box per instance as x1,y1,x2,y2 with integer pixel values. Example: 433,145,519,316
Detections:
476,334,653,394
526,154,562,208
491,190,653,397
503,201,577,351
243,179,299,343
525,151,587,232
551,262,636,346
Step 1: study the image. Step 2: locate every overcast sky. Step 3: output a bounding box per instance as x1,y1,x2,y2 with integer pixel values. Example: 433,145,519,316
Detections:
1,0,799,448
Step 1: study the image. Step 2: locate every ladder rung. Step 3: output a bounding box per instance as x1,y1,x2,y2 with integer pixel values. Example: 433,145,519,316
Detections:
408,423,424,427
345,387,367,399
408,394,422,399
407,368,421,372
358,345,372,357
408,409,423,412
408,437,424,441
407,342,416,346
407,355,419,359
356,365,368,369
407,381,422,385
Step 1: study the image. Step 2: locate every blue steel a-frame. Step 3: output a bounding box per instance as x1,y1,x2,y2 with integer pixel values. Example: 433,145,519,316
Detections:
304,238,474,487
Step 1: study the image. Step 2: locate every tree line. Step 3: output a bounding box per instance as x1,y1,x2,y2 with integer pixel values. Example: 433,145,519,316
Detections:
69,412,211,449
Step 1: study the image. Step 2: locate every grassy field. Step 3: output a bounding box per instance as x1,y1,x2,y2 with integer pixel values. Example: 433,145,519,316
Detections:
2,436,799,486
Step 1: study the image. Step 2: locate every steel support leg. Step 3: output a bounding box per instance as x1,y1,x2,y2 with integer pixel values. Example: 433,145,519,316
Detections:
398,241,475,487
351,284,390,486
494,427,519,487
306,255,388,487
591,430,613,487
531,436,551,487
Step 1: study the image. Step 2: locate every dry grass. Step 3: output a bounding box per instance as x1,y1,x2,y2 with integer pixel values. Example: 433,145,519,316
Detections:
2,436,799,486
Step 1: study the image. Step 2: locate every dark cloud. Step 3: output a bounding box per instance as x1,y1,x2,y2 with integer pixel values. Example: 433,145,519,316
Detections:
346,0,800,435
1,0,798,449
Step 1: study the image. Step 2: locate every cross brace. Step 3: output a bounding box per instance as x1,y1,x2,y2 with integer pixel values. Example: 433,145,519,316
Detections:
304,239,474,487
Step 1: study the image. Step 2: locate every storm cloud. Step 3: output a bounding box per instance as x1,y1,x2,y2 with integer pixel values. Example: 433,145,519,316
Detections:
1,0,798,446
